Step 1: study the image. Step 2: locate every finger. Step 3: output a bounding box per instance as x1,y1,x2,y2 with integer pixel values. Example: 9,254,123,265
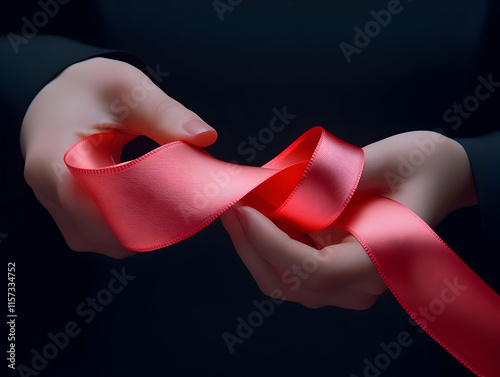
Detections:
235,206,324,271
236,206,382,290
223,209,381,309
221,209,287,295
114,71,217,146
312,228,386,292
222,209,326,306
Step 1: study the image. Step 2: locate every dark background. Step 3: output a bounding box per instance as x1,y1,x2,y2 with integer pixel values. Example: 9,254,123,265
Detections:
1,1,499,376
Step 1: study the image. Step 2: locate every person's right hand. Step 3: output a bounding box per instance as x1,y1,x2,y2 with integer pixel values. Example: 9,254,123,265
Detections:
221,130,477,309
358,130,477,227
21,57,217,258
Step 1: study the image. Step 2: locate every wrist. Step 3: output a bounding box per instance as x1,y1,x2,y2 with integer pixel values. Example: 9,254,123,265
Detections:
359,130,477,227
408,134,477,225
442,137,478,212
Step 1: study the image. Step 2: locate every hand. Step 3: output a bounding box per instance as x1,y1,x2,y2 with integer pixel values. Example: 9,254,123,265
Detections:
21,57,217,258
221,131,477,309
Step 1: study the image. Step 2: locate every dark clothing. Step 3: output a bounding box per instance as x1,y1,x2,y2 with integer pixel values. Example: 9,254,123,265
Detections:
1,1,498,376
0,35,145,130
457,132,500,238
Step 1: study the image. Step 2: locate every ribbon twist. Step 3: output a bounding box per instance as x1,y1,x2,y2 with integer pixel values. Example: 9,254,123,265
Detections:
65,127,499,376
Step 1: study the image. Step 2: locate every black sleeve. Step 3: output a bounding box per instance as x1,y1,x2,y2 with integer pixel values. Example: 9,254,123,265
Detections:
456,131,500,238
0,34,147,237
0,34,147,130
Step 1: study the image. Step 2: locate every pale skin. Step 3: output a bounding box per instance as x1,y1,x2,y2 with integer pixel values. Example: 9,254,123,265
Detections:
220,131,478,310
21,58,477,309
21,57,217,258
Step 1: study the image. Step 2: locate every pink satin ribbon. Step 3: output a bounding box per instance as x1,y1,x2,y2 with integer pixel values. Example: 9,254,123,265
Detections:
64,127,500,376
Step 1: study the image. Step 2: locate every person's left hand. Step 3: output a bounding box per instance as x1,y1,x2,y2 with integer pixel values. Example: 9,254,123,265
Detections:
221,206,387,309
221,130,477,309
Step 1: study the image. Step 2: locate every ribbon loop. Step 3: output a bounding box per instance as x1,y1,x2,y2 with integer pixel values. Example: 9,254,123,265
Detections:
64,127,499,376
64,127,363,250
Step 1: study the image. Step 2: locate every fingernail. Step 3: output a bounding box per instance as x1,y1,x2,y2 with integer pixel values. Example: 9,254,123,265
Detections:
235,207,249,232
182,119,214,136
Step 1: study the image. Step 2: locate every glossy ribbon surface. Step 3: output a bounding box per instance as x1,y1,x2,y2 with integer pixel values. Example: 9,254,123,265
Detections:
65,127,499,376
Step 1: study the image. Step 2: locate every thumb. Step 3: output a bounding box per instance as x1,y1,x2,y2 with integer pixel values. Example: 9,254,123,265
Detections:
121,80,217,147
